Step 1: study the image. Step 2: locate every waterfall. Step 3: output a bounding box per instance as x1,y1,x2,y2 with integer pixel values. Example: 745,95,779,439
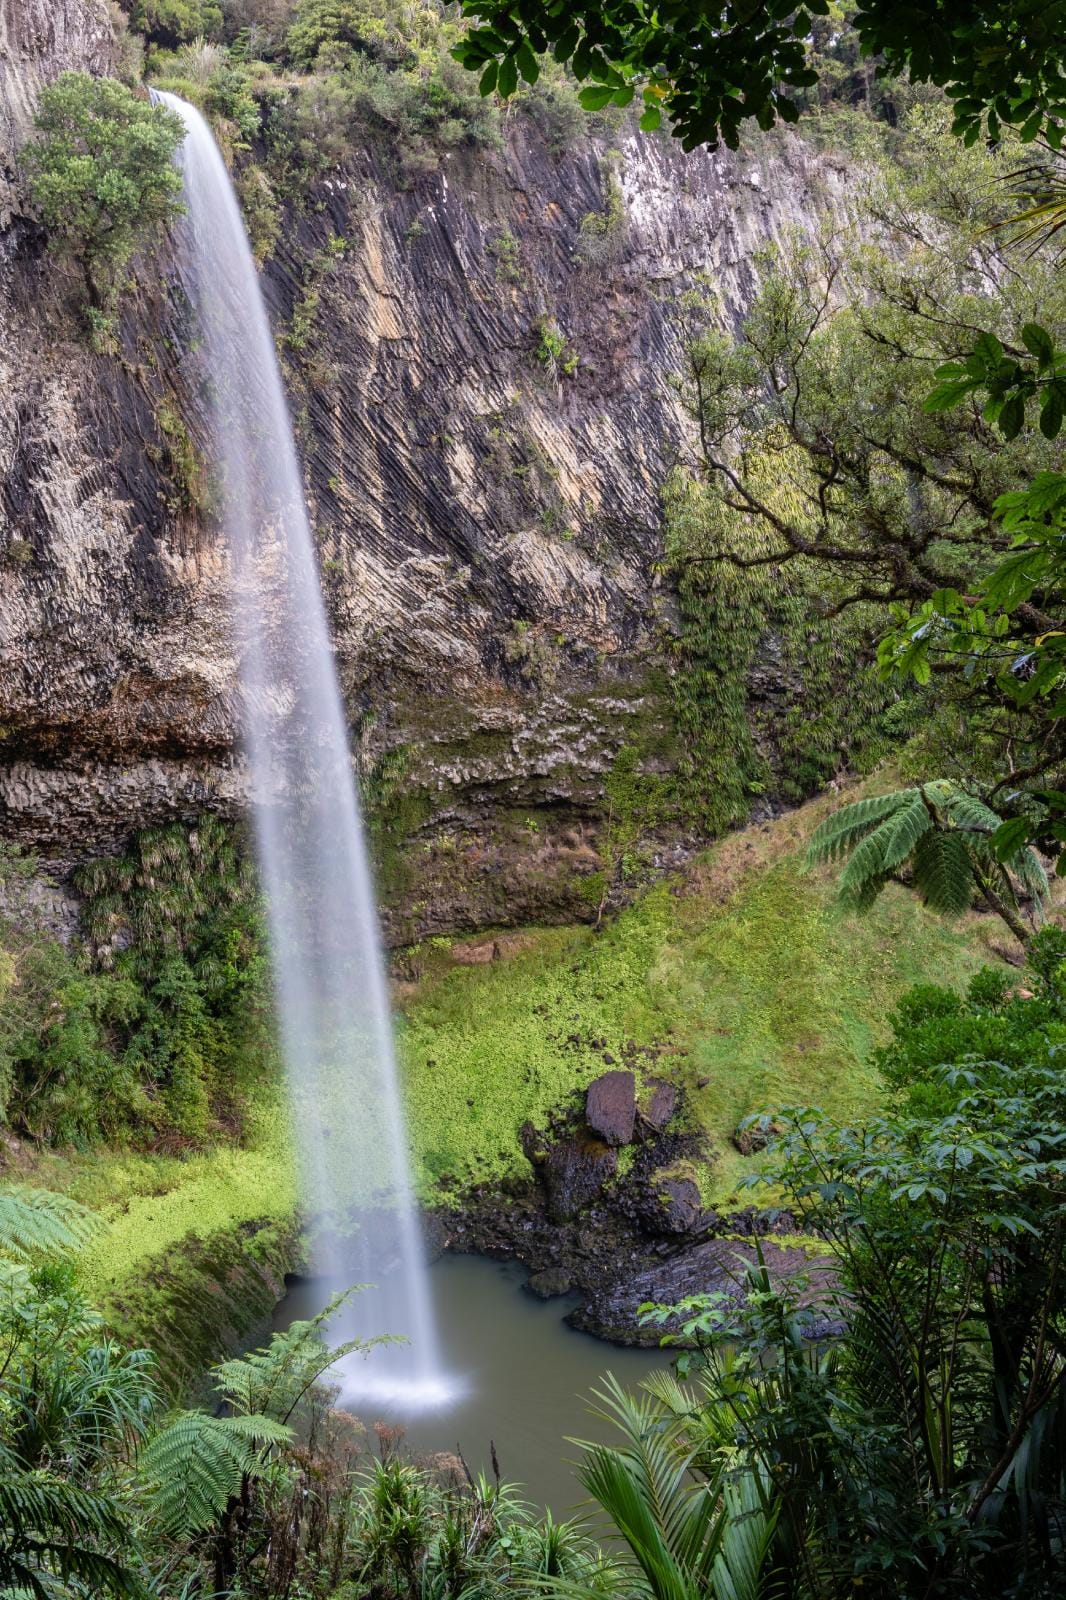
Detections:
158,93,450,1408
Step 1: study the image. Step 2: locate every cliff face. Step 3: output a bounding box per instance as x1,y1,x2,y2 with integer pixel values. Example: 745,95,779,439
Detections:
0,12,854,939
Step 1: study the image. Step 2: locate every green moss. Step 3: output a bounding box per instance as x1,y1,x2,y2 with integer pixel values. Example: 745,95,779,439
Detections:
150,398,207,511
398,794,1006,1207
35,1088,296,1302
31,1084,299,1392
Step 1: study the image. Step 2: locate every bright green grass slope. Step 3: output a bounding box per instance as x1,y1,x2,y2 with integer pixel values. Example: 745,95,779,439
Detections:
399,794,1008,1207
33,1090,296,1302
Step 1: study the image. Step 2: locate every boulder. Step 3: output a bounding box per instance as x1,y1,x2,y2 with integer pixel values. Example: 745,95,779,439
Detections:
586,1070,636,1146
642,1079,678,1131
651,1177,702,1235
542,1135,617,1222
526,1267,573,1299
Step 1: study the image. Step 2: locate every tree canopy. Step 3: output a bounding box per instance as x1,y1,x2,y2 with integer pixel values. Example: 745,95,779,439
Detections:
452,0,1066,150
23,73,185,309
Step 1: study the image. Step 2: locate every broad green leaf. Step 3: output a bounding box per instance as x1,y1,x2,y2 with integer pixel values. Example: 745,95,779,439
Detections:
579,84,616,111
1022,322,1055,369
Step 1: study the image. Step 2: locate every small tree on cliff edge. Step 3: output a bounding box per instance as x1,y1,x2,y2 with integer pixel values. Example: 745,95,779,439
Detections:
23,73,185,319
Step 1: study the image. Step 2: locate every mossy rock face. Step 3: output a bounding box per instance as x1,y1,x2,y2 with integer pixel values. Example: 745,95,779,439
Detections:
101,1212,303,1397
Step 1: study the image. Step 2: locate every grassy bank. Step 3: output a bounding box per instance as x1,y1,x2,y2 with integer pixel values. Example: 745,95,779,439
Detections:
33,1088,297,1303
399,791,1008,1206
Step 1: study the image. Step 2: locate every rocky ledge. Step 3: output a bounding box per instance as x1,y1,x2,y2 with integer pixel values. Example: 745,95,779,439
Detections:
431,1067,836,1344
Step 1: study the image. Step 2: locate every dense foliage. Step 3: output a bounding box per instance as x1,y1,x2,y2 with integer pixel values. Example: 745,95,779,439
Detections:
807,782,1047,942
452,0,1066,151
623,931,1066,1599
0,1189,617,1599
665,108,1065,905
0,820,269,1149
23,74,185,311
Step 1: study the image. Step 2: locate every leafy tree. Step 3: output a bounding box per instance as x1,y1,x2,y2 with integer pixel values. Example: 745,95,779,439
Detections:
129,0,225,48
451,0,1066,152
806,781,1048,942
23,73,185,310
668,112,1065,903
627,944,1066,1596
870,322,1066,873
285,0,416,69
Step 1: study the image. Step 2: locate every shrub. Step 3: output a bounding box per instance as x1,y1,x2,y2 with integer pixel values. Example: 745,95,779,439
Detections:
203,56,262,140
285,0,415,68
23,73,186,312
534,317,578,380
129,0,225,46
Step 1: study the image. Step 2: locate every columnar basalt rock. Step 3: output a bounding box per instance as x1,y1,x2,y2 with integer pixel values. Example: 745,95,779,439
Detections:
0,13,855,935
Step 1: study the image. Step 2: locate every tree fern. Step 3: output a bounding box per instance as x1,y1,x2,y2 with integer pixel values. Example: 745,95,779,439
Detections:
808,781,1049,939
137,1411,291,1539
0,1186,99,1264
910,829,978,917
0,1461,143,1598
807,790,916,864
212,1287,392,1424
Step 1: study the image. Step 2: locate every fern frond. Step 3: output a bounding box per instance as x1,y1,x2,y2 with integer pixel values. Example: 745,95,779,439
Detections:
1013,846,1050,907
911,830,975,916
872,791,934,870
837,793,933,904
931,784,1001,834
806,791,913,865
138,1411,291,1538
0,1186,100,1264
212,1286,388,1422
839,872,889,912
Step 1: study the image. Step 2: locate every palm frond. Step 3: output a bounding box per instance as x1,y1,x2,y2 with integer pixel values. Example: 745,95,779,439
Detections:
709,1466,779,1600
0,1471,143,1599
573,1375,722,1600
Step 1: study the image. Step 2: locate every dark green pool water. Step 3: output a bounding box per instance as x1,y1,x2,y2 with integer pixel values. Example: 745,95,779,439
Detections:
274,1253,670,1513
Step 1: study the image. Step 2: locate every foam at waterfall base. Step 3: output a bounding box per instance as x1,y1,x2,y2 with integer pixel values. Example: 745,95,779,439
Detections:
335,1357,467,1414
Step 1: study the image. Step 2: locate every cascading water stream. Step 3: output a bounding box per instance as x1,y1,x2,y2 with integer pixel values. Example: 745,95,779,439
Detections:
159,93,452,1409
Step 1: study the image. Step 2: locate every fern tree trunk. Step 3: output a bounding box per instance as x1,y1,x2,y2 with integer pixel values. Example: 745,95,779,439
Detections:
973,866,1031,946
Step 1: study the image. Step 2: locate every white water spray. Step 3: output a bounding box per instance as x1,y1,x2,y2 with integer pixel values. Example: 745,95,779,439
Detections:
160,93,452,1409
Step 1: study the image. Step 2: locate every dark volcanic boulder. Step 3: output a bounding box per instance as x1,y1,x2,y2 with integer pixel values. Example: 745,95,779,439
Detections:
526,1267,573,1299
647,1177,702,1235
586,1071,636,1146
542,1135,617,1222
643,1079,678,1131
